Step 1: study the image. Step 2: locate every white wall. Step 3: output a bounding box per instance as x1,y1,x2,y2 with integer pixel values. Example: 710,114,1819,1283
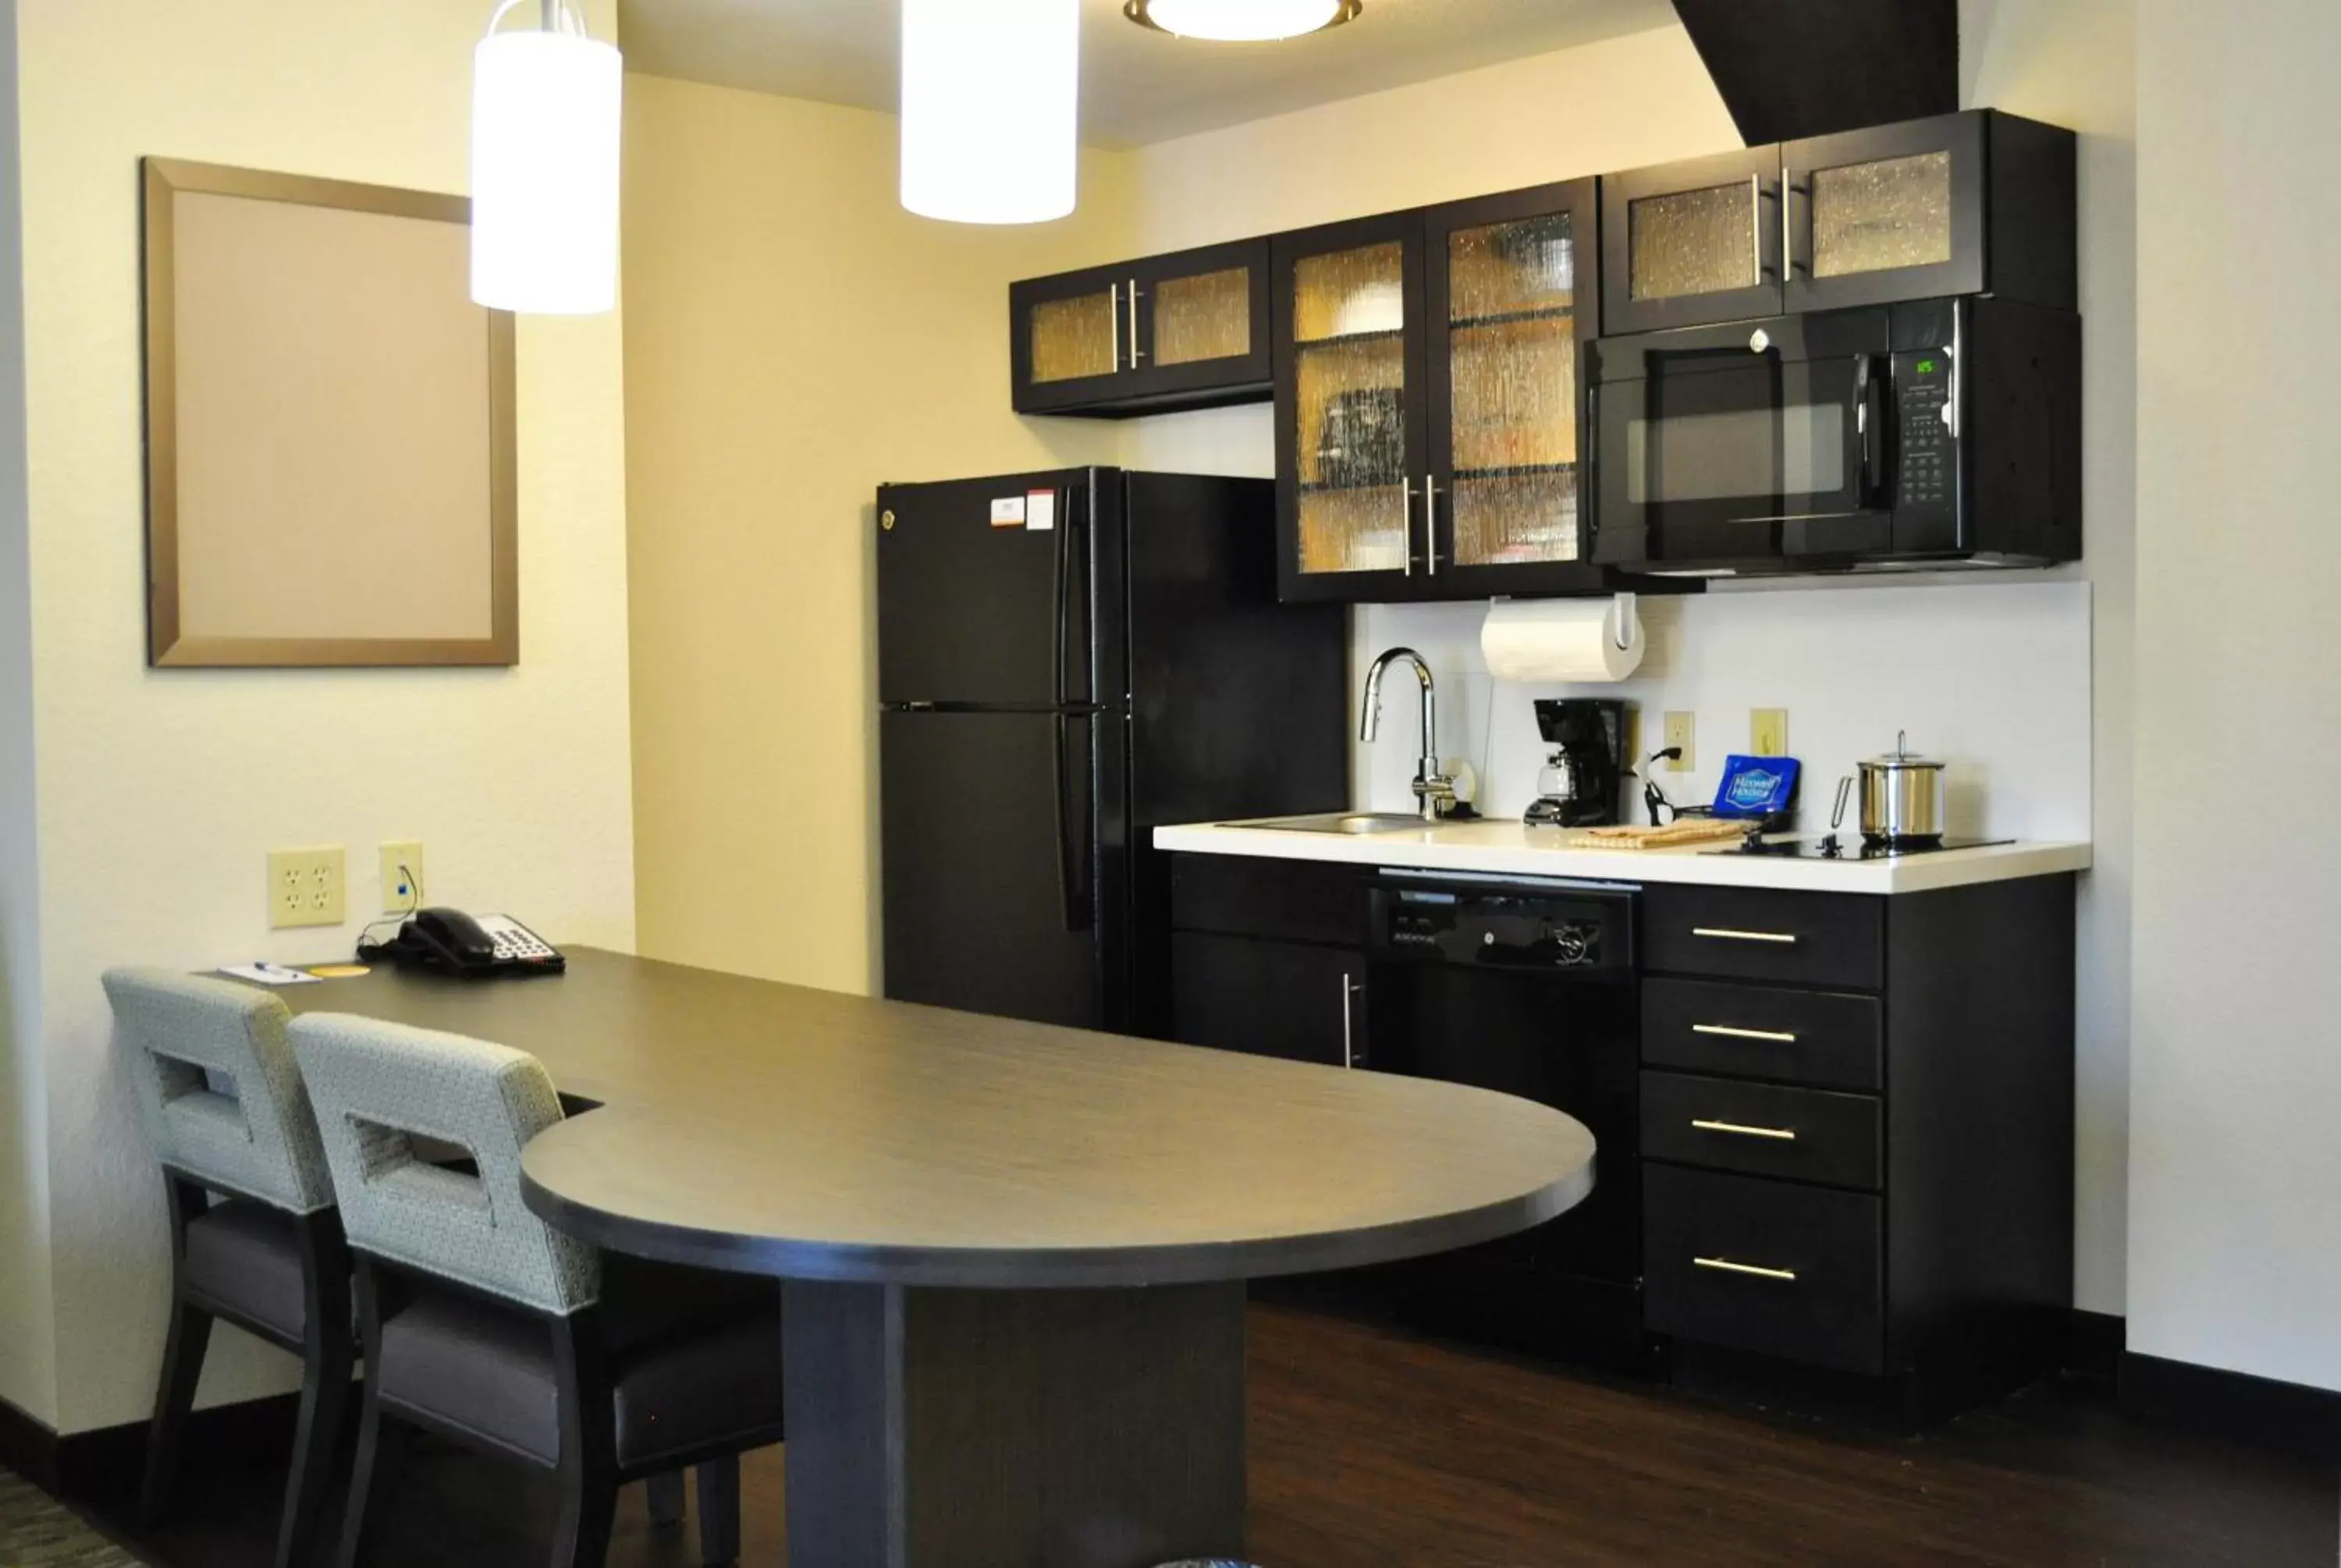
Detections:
13,0,638,1433
0,0,54,1430
1347,585,2092,843
2128,0,2341,1392
1124,14,2131,1314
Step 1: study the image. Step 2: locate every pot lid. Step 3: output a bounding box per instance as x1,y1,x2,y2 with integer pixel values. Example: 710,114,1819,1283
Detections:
1863,729,1945,770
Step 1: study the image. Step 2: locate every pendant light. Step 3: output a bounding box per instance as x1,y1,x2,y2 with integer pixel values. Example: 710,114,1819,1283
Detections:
901,0,1078,225
1125,0,1362,42
471,0,623,314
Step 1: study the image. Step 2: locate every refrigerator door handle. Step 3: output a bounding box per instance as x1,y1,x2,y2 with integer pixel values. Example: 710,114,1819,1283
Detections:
1053,711,1093,931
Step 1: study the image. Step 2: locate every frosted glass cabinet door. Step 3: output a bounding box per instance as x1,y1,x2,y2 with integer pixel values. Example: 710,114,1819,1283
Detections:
1011,239,1271,416
1602,145,1785,335
1782,113,1990,314
1271,213,1428,601
1425,178,1611,596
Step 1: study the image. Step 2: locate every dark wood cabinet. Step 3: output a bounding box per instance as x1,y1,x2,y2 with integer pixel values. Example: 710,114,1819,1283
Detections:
1640,872,2077,1423
1603,110,2075,335
1170,931,1365,1070
1272,181,1623,605
1164,850,2078,1424
1011,239,1272,417
1169,856,1370,1070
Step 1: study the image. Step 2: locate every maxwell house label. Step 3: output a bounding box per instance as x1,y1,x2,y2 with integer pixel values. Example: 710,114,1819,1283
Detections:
1714,754,1801,819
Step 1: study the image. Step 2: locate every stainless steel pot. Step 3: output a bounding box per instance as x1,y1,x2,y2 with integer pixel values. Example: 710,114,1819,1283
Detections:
1856,731,1945,843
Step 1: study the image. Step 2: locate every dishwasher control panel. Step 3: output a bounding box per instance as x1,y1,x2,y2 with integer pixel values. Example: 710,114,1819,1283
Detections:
1372,882,1636,974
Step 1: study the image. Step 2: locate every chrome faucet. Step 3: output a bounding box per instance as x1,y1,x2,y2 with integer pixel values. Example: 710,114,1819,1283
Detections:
1360,647,1458,821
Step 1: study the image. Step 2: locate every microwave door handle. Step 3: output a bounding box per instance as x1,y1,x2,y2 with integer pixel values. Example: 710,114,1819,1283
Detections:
1855,355,1889,505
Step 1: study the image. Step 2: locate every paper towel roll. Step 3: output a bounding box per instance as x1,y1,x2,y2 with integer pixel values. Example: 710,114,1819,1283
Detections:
1480,596,1645,683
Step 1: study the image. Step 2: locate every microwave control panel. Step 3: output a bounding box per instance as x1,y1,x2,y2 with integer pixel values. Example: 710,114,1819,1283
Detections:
1893,346,1958,527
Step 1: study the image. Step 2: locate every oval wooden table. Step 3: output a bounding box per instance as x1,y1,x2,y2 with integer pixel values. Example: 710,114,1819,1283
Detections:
283,947,1594,1568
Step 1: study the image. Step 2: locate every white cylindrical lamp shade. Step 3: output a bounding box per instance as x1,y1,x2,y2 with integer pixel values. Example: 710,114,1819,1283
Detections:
471,27,623,314
901,0,1079,225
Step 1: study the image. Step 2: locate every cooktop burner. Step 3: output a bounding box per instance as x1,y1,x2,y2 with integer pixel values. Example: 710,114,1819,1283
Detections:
1704,834,2015,861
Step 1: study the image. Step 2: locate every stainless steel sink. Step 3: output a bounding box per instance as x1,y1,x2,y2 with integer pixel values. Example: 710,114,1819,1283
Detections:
1223,812,1433,835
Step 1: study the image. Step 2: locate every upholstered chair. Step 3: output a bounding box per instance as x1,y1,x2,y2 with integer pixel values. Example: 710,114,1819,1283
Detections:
290,1013,784,1568
105,967,351,1568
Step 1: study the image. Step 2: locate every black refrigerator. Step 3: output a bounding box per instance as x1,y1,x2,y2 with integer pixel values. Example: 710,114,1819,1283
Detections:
877,468,1347,1037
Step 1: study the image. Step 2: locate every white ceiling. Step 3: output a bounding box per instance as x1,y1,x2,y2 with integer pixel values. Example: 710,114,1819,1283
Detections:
617,0,1678,147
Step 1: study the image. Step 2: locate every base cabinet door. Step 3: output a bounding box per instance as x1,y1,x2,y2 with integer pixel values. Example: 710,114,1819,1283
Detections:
1170,931,1366,1070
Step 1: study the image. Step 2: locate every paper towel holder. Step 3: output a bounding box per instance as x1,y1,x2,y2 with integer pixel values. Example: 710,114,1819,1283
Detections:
1612,592,1637,651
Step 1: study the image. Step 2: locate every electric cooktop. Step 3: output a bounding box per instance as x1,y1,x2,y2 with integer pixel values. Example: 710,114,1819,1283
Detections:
1703,834,2015,861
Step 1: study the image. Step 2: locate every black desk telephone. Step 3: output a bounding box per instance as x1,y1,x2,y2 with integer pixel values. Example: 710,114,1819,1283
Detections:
361,908,566,977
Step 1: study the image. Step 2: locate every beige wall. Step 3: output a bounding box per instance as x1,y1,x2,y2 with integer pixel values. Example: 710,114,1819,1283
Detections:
11,0,637,1432
0,0,52,1429
622,75,1131,995
2130,0,2341,1391
1961,0,2137,1326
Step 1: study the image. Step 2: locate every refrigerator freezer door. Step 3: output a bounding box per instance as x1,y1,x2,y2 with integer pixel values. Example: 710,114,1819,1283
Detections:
879,708,1110,1030
877,470,1100,709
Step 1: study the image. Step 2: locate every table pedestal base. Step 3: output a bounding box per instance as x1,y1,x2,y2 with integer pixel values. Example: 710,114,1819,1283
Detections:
781,1279,1248,1568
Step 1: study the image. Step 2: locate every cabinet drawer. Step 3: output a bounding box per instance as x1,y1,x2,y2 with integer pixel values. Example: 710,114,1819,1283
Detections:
1642,978,1881,1091
1641,1071,1881,1190
1170,853,1370,945
1643,1165,1884,1373
1643,885,1883,990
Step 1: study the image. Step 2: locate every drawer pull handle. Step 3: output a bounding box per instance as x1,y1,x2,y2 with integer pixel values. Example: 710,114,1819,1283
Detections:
1692,1023,1799,1043
1694,1255,1798,1282
1692,927,1798,945
1691,1118,1798,1141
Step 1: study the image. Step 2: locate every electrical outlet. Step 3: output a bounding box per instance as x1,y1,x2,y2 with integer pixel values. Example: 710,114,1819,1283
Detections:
379,841,425,913
268,847,345,930
1750,708,1789,757
1662,711,1695,773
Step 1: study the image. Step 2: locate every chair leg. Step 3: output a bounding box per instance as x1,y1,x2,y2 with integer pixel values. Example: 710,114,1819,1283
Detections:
275,1313,354,1568
695,1456,741,1567
552,1459,619,1568
140,1299,212,1526
334,1385,407,1568
645,1470,686,1529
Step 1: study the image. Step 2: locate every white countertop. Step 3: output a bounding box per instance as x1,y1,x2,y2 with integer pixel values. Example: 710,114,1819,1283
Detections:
1153,818,2091,896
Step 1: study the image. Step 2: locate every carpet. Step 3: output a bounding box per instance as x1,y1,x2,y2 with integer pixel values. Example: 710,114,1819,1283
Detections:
0,1468,149,1566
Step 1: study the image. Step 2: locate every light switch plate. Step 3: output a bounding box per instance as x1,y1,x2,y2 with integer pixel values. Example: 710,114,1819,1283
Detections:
379,841,425,913
1662,711,1695,773
1750,708,1789,757
268,847,345,929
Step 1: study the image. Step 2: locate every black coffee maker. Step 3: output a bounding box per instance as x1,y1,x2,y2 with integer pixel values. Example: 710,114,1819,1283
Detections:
1524,699,1626,827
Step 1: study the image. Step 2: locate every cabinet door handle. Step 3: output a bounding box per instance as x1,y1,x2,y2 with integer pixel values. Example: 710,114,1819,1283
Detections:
1692,1023,1799,1043
1749,172,1769,280
1400,479,1416,576
1128,278,1145,364
1109,282,1123,371
1423,477,1440,575
1692,1118,1797,1141
1695,1255,1798,1282
1339,973,1361,1069
1782,169,1798,278
1691,926,1798,945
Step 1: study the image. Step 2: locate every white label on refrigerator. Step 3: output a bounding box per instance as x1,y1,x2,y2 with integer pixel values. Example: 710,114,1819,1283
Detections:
989,496,1027,528
1025,489,1057,532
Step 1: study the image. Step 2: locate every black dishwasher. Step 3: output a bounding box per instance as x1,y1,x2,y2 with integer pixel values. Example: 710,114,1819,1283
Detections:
1370,876,1650,1371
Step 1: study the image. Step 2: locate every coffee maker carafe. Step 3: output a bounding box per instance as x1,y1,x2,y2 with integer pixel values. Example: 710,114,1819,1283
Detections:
1523,698,1625,828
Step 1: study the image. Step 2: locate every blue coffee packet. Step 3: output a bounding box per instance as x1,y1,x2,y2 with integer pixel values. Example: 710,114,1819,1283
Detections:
1713,754,1801,819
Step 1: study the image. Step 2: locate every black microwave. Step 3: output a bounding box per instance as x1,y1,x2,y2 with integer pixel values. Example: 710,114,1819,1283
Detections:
1586,296,2080,573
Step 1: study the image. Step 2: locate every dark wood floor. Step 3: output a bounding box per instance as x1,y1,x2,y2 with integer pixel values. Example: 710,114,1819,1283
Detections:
65,1303,2338,1567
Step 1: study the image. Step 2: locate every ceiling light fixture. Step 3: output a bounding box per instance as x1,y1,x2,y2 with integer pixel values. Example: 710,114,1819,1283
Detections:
471,0,623,314
902,0,1079,225
1124,0,1362,42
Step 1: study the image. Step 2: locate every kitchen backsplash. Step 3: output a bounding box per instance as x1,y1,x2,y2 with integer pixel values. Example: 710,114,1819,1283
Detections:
1352,580,2093,841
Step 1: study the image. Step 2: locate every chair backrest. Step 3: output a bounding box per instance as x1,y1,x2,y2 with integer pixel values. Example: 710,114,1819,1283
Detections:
288,1012,598,1315
104,967,336,1215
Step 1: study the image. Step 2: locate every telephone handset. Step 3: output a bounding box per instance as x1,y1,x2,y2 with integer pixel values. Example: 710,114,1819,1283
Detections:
362,908,566,977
